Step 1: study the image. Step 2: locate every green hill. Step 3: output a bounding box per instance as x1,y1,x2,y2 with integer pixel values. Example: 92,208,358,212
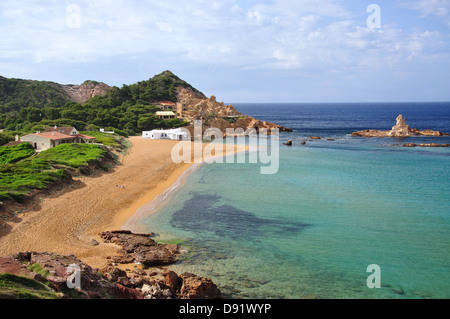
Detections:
0,70,200,136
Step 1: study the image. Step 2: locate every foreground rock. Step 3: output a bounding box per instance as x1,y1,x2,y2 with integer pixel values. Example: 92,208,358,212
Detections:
1,250,224,299
352,115,449,138
99,230,179,266
0,231,224,299
0,252,130,299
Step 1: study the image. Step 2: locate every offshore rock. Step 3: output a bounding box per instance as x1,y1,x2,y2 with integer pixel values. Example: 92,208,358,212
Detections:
352,115,448,138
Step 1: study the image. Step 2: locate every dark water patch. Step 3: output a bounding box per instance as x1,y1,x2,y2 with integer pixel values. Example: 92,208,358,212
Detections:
170,192,310,240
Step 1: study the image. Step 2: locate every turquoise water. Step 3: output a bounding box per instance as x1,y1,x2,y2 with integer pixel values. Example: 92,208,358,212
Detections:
133,103,450,299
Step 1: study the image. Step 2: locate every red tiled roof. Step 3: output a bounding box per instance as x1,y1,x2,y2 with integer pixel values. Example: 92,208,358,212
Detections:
44,126,76,135
160,101,176,105
76,134,96,140
34,132,76,141
1,141,26,147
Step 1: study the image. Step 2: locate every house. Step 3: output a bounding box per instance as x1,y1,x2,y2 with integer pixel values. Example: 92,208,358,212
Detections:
156,111,177,120
20,126,96,151
44,126,79,136
142,128,188,141
159,101,177,110
1,135,26,147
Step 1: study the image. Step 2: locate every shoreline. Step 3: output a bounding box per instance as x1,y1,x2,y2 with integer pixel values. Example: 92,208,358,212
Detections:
121,141,250,234
0,137,247,270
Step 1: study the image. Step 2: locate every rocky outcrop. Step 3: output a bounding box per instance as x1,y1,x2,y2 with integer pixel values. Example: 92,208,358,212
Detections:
352,115,448,138
60,81,111,104
0,252,126,299
178,273,223,299
180,94,292,136
403,143,449,148
176,87,207,103
1,231,225,299
99,230,179,266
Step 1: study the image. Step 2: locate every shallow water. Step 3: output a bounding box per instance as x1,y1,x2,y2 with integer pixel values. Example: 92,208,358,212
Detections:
134,103,450,299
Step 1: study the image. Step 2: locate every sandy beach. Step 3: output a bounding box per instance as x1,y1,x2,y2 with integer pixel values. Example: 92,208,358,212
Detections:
0,137,245,269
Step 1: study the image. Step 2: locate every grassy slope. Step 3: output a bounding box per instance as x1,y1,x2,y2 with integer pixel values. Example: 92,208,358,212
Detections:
0,143,35,164
0,143,116,203
0,273,60,299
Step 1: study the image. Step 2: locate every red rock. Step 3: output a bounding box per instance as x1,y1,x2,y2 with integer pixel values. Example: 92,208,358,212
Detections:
179,273,223,299
114,284,144,299
163,270,180,293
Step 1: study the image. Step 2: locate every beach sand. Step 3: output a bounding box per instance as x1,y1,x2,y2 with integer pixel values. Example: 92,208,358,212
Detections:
0,137,245,269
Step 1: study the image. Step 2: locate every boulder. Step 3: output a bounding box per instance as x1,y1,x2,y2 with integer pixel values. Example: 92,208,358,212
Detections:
100,231,178,267
163,269,180,293
134,245,178,266
179,273,223,299
141,283,174,299
114,284,144,299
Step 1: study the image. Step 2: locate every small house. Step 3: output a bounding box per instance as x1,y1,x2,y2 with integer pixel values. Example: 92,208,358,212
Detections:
159,101,177,110
156,111,177,120
19,126,96,151
142,128,188,141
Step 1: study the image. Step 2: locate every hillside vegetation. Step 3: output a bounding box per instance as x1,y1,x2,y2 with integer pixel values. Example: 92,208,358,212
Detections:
0,273,60,299
0,71,195,137
0,143,114,204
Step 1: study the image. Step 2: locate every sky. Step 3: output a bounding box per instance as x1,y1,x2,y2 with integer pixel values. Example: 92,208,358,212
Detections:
0,0,449,103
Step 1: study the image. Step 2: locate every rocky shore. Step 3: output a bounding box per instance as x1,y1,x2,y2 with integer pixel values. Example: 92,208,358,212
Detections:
352,115,449,138
0,231,223,299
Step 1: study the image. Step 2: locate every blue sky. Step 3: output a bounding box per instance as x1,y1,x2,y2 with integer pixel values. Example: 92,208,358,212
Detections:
1,0,449,102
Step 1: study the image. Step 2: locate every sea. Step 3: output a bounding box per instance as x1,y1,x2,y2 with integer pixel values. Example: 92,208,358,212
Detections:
130,102,450,299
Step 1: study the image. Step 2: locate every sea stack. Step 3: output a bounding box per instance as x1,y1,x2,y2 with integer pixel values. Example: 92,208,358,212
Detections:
352,115,448,138
388,115,412,137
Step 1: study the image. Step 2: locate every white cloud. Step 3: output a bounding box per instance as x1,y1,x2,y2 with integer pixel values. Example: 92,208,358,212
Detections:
0,0,449,79
406,0,450,25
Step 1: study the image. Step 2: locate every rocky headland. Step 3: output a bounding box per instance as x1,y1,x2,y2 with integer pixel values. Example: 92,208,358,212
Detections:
0,230,223,299
179,93,292,137
352,115,449,138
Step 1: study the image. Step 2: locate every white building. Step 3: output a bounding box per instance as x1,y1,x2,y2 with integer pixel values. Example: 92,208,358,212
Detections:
142,128,189,141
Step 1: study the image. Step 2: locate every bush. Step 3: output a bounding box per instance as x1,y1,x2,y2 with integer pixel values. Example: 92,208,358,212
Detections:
0,143,35,164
